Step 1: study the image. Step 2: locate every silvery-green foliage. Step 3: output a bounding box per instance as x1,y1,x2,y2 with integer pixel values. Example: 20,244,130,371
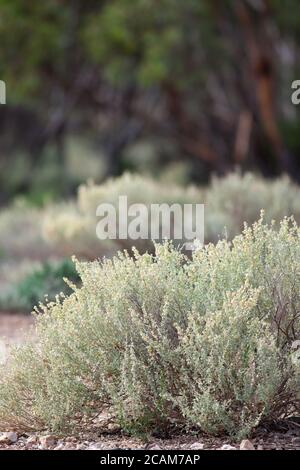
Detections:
0,218,299,437
205,172,300,241
43,173,201,258
0,203,52,260
42,201,119,259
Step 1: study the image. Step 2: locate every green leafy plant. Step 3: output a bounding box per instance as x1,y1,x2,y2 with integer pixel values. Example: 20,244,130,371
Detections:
0,218,299,438
0,258,80,312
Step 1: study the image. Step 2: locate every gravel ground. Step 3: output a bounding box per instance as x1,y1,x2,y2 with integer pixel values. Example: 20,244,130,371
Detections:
0,429,299,451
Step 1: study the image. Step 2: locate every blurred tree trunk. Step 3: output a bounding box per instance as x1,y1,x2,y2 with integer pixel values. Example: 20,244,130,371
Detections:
235,0,299,180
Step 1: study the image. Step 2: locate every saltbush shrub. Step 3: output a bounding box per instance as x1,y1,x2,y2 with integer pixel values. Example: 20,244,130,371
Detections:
0,218,299,438
42,172,203,258
205,173,300,241
43,173,203,259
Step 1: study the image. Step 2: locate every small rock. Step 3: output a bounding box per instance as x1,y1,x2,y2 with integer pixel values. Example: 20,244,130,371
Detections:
107,422,121,432
0,432,18,444
54,442,74,450
148,444,161,450
190,442,204,450
219,444,236,450
76,444,87,450
63,442,76,450
39,435,56,449
89,442,104,450
54,443,65,451
240,439,255,450
27,435,38,445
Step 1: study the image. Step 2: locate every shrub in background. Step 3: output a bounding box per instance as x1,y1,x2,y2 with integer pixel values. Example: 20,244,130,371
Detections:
2,172,300,263
0,218,298,438
42,202,117,260
43,172,300,259
0,202,52,260
0,258,80,312
205,173,300,241
43,173,202,258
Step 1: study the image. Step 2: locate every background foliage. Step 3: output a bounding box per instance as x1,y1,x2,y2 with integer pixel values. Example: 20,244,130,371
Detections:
1,0,300,202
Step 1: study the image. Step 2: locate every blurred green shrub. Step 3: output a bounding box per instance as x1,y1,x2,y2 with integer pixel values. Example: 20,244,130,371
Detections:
43,173,202,258
205,172,300,242
0,258,80,312
43,172,300,258
0,219,298,437
0,202,52,260
3,171,300,264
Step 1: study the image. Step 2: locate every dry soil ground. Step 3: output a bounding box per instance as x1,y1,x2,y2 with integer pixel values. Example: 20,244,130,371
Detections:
0,313,34,345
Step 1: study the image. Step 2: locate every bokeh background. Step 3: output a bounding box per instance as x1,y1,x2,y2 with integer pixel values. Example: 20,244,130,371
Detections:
1,0,300,317
1,0,300,202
